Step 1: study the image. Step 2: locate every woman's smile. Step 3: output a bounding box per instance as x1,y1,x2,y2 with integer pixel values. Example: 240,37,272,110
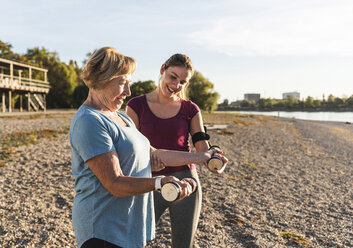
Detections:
166,85,178,94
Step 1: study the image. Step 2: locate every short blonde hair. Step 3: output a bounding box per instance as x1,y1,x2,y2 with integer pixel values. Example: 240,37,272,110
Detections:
82,47,136,89
162,53,194,99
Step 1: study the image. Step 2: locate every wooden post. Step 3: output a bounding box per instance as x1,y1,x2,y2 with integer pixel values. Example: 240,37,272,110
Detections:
44,94,46,112
10,63,13,82
29,68,32,87
19,70,22,86
44,71,47,82
20,94,23,112
2,91,5,112
8,90,12,113
28,92,31,111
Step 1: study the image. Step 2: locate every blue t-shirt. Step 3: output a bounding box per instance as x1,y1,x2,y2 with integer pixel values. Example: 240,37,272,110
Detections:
69,105,155,248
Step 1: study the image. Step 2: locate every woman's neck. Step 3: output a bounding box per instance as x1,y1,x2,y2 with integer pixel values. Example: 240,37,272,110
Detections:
154,88,180,104
84,90,114,112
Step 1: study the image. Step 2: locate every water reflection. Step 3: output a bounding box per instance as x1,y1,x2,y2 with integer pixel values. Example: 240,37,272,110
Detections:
220,111,353,123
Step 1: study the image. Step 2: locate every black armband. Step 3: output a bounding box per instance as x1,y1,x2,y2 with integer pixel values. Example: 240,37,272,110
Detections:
192,132,210,146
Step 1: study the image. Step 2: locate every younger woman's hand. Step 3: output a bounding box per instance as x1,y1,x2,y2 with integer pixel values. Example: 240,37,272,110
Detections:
197,148,222,164
181,178,197,194
176,180,194,200
207,154,229,174
205,147,228,174
161,176,192,201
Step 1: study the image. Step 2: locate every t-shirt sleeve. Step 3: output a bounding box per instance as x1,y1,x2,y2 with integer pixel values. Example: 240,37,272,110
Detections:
188,100,200,118
127,96,143,117
70,114,115,162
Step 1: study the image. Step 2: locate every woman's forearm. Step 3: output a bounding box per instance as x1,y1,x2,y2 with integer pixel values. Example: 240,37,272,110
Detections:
108,176,156,197
151,148,210,166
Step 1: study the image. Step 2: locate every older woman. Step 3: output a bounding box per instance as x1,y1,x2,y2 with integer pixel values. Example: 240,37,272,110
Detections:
69,47,222,248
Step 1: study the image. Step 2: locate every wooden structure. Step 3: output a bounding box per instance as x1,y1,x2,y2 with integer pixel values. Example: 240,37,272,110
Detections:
0,57,50,113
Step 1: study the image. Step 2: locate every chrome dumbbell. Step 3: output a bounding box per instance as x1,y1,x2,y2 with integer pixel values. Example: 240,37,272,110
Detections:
207,145,224,171
161,177,197,202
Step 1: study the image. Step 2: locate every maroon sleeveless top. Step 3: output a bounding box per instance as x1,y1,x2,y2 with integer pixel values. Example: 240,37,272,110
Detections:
127,95,200,175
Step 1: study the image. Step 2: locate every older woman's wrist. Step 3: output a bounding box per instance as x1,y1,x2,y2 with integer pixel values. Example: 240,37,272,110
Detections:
154,176,165,191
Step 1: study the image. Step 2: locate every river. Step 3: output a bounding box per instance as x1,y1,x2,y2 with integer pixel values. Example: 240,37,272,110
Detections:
217,111,353,123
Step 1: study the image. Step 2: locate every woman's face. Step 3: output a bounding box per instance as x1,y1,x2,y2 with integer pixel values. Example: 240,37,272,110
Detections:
100,74,132,111
159,65,192,99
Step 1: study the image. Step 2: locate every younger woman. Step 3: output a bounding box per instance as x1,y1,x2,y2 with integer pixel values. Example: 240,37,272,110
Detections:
126,54,227,248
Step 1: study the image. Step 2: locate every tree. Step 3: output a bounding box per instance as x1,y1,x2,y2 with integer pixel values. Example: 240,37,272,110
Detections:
327,94,335,104
313,99,321,108
346,95,353,108
0,40,16,59
25,47,78,108
130,80,156,98
72,82,89,108
258,98,274,109
218,99,229,108
305,96,315,108
240,100,250,108
284,95,298,109
122,80,157,109
71,60,88,108
334,97,344,107
187,71,219,112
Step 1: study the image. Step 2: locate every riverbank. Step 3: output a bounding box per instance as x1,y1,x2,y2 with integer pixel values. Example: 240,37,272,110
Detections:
0,112,352,247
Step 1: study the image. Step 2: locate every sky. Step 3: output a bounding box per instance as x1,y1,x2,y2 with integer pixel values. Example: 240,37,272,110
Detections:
1,0,353,103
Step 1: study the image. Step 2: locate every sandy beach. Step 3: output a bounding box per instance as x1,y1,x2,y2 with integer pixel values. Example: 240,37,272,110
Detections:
0,111,352,247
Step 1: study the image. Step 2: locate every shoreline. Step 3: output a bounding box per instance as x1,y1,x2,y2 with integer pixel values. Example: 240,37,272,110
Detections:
213,110,353,124
216,108,353,112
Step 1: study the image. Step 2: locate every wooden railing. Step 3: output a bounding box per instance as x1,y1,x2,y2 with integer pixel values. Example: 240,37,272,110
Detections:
0,74,50,93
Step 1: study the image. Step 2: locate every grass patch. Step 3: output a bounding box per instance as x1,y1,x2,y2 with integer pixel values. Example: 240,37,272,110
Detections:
0,126,70,166
245,162,258,170
238,171,253,180
217,128,235,135
224,217,249,226
280,232,313,247
0,112,75,120
0,146,15,160
203,112,259,125
228,175,243,182
300,143,323,158
328,126,353,142
233,118,253,126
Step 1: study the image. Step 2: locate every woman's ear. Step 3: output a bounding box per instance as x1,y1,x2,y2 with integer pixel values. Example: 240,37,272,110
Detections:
160,64,166,75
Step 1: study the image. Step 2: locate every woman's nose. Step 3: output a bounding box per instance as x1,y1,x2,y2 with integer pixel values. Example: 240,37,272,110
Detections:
124,84,131,96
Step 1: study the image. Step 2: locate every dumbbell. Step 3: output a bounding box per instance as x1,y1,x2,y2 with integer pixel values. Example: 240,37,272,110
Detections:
207,145,224,171
161,177,197,202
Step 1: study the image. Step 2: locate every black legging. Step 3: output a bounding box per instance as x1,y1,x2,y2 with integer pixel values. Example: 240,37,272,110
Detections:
81,238,122,248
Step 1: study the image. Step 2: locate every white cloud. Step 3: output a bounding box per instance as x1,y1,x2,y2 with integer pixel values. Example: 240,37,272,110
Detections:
187,1,353,56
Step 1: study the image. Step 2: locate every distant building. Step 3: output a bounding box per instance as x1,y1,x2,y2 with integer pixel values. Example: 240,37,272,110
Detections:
230,100,242,106
282,92,300,100
244,93,260,102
